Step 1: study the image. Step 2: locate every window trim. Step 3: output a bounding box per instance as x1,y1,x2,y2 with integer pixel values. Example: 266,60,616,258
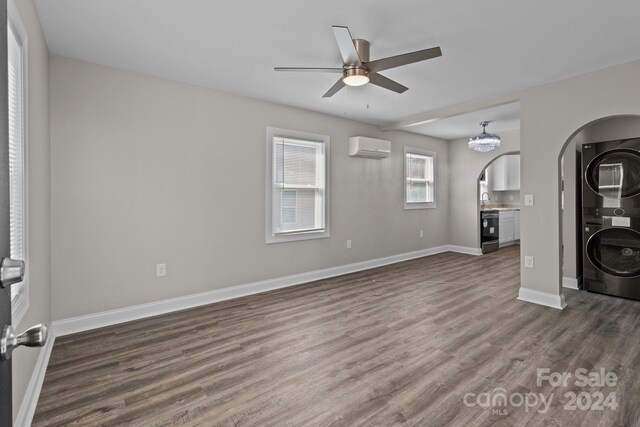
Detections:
265,127,330,244
8,0,29,327
404,147,436,210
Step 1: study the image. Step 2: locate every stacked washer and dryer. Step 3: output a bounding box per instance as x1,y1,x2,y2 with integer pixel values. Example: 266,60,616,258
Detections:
582,137,640,300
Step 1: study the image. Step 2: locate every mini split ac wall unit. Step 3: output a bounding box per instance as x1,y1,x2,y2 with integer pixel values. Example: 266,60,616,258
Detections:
349,136,391,159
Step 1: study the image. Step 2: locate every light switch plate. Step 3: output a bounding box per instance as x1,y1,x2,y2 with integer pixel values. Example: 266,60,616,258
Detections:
525,256,534,268
524,194,534,206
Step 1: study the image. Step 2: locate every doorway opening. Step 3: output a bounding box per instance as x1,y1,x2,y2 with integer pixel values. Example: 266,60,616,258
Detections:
476,151,521,253
558,115,640,298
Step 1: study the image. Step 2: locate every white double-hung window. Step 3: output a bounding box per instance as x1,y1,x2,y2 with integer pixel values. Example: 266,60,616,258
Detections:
404,147,436,209
266,127,330,243
8,7,28,325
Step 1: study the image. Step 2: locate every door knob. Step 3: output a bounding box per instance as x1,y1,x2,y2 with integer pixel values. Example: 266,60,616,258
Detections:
1,324,48,360
0,257,25,288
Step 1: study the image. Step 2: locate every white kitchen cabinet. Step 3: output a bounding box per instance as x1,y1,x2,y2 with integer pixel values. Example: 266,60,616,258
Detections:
506,155,520,190
514,211,520,240
499,211,515,244
491,156,507,191
491,155,520,191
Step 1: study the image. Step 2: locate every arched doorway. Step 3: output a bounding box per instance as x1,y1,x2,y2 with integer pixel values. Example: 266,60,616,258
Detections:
558,115,640,300
476,151,521,251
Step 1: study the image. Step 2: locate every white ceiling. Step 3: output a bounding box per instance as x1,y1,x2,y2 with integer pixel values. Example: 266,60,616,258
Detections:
409,102,520,140
35,0,640,132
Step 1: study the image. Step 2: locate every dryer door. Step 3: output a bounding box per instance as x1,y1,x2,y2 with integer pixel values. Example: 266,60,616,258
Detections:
586,228,640,277
586,149,640,199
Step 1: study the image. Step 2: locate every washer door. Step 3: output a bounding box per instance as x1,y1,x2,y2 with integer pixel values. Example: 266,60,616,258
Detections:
586,149,640,199
587,228,640,277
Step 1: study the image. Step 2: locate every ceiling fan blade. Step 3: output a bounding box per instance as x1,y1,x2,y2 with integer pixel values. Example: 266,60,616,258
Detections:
366,47,442,73
332,26,362,66
322,78,346,98
274,67,343,73
369,73,408,94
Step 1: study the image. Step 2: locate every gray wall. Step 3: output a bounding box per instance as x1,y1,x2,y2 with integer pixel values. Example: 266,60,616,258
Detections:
11,0,50,420
519,58,640,299
49,55,450,320
587,116,640,143
447,129,521,249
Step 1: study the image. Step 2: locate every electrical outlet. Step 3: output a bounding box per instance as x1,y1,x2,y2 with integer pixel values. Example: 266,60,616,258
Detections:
524,256,534,269
420,230,424,238
347,240,352,249
156,263,166,277
525,194,534,206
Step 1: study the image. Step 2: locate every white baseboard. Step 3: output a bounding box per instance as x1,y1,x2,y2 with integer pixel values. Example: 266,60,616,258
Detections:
54,244,482,336
499,240,519,248
562,277,579,290
517,287,567,310
446,245,482,256
14,333,56,427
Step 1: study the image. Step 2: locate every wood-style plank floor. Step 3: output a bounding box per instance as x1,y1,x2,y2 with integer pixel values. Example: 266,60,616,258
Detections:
33,246,640,426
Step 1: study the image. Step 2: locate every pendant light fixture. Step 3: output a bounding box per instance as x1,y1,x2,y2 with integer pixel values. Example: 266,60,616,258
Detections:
468,121,501,152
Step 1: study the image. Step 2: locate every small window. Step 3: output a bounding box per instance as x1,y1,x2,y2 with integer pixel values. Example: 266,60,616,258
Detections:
480,169,489,202
8,8,28,325
404,147,436,209
266,128,330,243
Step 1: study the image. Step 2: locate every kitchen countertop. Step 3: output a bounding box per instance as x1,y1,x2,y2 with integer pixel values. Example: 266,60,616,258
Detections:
480,206,521,212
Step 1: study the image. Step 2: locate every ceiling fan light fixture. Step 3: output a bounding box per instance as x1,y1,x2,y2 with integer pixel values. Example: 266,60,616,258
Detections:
342,68,369,86
274,25,442,97
469,121,501,152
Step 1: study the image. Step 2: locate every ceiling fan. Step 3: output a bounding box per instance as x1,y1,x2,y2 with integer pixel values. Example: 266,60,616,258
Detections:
274,26,442,98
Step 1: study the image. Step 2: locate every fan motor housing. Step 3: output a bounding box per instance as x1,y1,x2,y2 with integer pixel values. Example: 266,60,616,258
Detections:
343,67,369,81
352,39,370,62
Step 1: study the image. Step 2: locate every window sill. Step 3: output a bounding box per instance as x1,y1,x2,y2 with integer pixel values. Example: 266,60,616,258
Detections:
266,229,330,244
404,203,437,210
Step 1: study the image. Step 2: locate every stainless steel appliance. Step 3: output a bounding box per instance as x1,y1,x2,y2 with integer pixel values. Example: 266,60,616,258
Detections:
481,210,499,254
582,138,640,300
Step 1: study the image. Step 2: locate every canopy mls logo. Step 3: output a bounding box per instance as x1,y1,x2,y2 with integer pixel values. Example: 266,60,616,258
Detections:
463,387,553,415
463,368,619,415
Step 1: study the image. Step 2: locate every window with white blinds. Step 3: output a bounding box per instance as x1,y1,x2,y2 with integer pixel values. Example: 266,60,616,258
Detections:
404,148,436,209
8,16,28,324
266,128,330,243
